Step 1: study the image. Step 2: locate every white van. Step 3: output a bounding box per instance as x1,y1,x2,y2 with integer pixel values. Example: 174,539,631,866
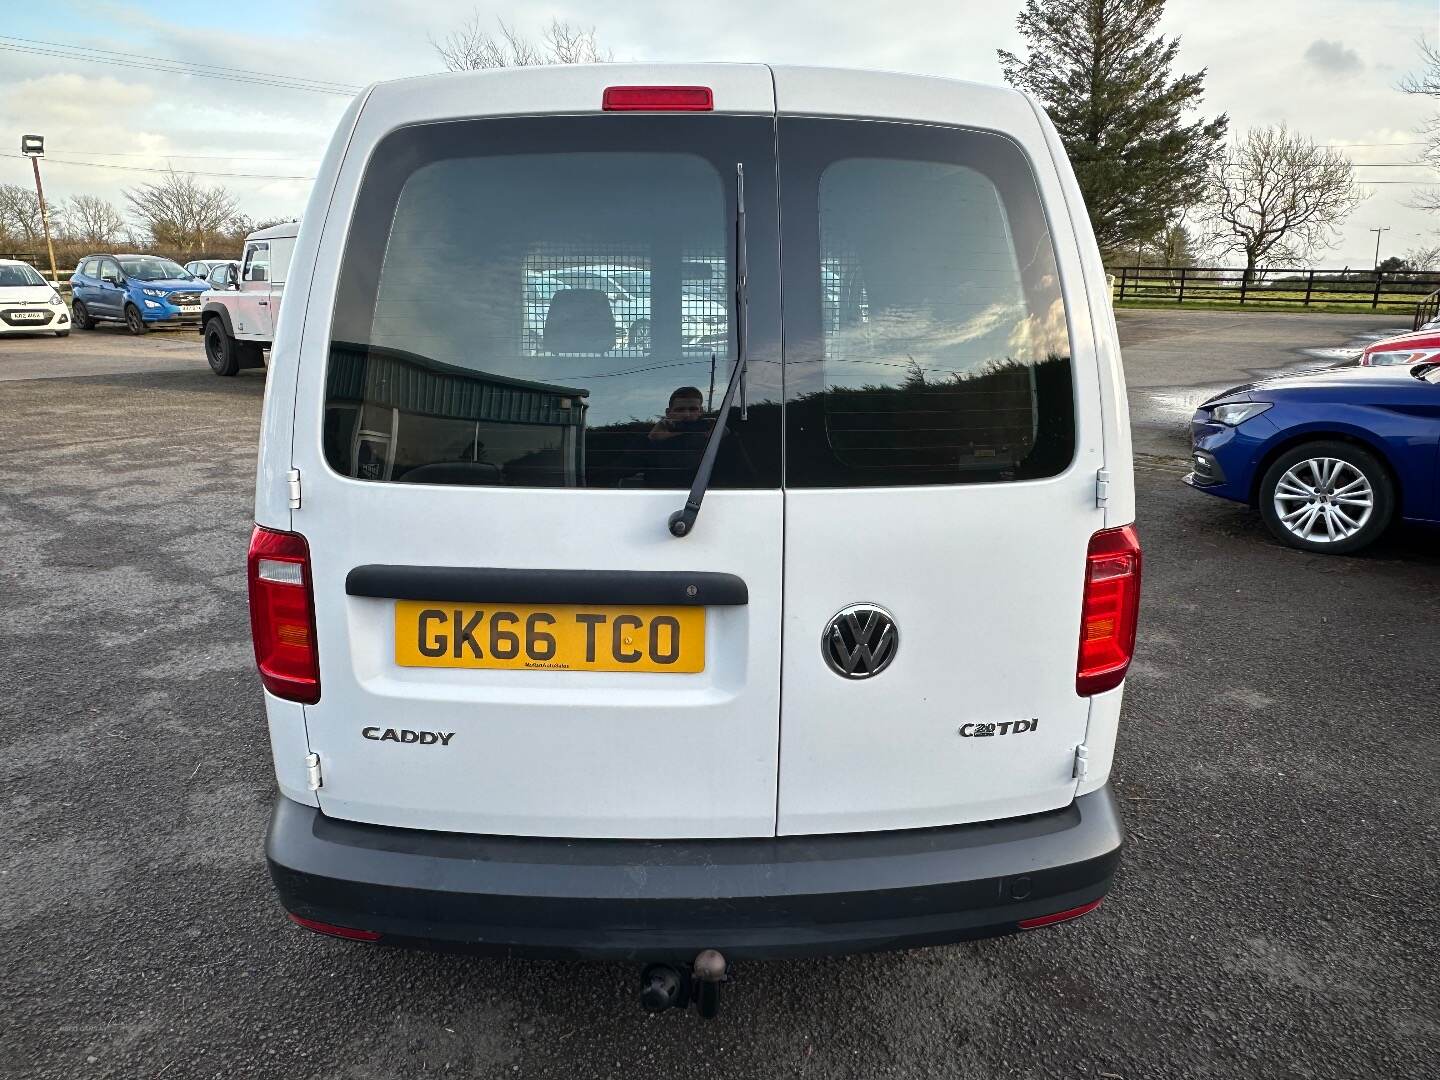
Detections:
253,64,1138,1015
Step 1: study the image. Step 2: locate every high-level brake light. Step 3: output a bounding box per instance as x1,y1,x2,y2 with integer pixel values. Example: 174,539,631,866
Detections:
602,86,714,111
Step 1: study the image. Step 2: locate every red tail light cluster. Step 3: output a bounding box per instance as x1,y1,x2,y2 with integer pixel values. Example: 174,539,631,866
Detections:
1076,525,1141,696
248,525,320,704
602,85,714,111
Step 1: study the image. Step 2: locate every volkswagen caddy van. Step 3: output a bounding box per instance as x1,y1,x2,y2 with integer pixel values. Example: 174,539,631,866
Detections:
253,64,1138,1013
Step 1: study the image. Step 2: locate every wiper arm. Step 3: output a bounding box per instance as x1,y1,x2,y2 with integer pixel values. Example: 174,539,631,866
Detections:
668,163,749,539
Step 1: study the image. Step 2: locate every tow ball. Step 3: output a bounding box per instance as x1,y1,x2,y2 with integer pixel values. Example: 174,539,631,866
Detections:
639,950,728,1019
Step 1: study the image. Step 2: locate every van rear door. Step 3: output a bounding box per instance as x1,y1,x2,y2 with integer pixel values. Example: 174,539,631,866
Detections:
286,103,785,839
773,103,1109,834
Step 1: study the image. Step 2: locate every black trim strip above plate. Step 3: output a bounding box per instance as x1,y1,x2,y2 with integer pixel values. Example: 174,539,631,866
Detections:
345,566,748,607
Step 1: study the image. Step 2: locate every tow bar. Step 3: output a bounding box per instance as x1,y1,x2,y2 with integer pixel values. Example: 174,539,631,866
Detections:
639,950,728,1019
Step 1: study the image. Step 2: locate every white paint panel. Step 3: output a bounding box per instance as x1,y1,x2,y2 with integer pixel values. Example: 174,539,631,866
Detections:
1076,684,1124,796
295,487,783,839
265,693,316,806
255,88,370,531
778,481,1102,834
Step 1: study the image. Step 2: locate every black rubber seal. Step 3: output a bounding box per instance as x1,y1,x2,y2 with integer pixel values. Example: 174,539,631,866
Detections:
345,566,748,607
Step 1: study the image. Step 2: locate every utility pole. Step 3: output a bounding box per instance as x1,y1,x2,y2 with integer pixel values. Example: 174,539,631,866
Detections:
19,135,58,285
1370,226,1391,271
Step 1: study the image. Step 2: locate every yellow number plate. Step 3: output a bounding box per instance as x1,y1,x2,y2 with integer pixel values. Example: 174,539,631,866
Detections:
394,601,705,673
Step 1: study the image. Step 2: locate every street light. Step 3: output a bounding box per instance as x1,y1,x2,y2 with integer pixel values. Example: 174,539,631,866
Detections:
19,134,59,285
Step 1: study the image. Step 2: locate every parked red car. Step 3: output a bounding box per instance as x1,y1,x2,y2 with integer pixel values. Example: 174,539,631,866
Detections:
1359,328,1440,366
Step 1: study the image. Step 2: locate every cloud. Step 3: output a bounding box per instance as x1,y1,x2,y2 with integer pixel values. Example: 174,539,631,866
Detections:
1304,39,1364,78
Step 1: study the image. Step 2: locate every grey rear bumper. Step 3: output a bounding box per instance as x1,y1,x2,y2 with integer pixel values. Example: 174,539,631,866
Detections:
267,786,1123,961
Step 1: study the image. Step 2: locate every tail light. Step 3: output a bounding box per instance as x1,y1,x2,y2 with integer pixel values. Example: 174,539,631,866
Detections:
602,85,714,111
1076,525,1141,696
248,525,320,704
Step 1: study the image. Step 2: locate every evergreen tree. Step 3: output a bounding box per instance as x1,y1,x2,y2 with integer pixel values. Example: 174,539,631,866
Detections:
999,0,1227,259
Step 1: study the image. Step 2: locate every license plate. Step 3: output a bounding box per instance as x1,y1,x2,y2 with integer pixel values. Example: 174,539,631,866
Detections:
11,311,44,321
394,601,705,673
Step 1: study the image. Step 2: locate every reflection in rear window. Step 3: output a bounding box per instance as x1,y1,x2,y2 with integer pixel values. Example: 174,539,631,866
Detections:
322,128,760,490
783,122,1075,488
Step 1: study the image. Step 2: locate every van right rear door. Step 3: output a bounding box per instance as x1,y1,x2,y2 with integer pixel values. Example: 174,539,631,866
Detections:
773,98,1110,835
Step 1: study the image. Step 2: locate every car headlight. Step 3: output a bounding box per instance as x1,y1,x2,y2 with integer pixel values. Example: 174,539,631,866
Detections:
1209,401,1273,426
141,287,164,298
1365,348,1440,367
49,292,63,306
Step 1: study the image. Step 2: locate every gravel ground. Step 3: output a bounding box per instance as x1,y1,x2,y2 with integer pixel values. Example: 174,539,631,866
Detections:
1,313,1437,1079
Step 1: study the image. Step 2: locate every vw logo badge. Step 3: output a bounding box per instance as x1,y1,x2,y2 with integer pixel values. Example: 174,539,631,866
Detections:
822,604,899,679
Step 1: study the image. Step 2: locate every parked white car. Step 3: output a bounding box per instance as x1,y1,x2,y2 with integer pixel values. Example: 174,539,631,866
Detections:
0,259,69,336
252,64,1137,1017
199,222,298,374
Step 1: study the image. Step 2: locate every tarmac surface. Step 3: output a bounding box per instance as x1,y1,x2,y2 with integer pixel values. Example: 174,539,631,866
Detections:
1,311,1436,1079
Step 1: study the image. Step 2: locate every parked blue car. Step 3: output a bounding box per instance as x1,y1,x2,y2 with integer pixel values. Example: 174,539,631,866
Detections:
70,254,208,335
1186,363,1440,554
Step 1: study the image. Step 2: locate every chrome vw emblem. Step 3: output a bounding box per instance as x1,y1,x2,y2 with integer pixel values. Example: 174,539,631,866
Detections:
822,604,899,679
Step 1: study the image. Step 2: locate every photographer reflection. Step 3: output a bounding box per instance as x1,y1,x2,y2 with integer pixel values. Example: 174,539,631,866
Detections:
643,385,713,487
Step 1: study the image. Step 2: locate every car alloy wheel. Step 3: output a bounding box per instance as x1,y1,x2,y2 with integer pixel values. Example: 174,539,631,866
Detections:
1272,457,1374,544
125,304,147,335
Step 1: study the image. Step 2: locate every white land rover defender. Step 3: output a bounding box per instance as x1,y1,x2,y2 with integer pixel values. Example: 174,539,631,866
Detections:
251,64,1139,1018
201,221,298,375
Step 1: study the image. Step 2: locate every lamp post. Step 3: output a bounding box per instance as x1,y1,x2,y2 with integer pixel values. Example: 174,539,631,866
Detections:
19,134,59,286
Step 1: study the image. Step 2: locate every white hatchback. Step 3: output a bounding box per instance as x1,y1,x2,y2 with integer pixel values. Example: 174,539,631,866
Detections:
0,259,69,336
252,64,1139,1015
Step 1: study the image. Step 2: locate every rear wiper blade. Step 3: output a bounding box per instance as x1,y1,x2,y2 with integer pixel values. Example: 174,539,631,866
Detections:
668,162,749,539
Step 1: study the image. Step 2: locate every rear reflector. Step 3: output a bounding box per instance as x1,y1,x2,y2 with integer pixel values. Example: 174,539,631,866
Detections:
603,85,713,111
1076,524,1141,696
1018,898,1103,930
288,913,381,942
248,525,320,704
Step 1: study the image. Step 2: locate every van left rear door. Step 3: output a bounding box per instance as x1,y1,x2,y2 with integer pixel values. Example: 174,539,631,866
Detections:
286,105,785,840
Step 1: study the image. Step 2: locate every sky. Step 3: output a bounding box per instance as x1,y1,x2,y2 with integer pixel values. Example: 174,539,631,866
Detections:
2,0,1439,267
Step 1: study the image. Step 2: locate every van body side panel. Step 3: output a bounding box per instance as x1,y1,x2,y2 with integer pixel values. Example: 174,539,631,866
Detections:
255,87,370,531
266,694,317,806
1076,686,1122,796
1028,98,1136,528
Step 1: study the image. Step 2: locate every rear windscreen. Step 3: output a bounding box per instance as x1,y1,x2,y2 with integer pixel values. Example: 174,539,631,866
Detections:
322,116,779,490
781,119,1075,487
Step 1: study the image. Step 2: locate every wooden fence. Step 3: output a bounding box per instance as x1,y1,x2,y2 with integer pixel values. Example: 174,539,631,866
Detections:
1110,266,1440,320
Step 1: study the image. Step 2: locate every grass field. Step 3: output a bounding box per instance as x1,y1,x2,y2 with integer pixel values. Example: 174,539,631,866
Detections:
1114,296,1422,317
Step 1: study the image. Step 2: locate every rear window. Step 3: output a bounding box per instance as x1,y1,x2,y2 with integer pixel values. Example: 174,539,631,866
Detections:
323,115,779,490
781,119,1075,487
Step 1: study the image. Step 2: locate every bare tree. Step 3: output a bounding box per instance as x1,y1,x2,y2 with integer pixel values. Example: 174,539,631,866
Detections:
1400,38,1440,213
1199,126,1364,277
123,170,239,257
1404,242,1440,270
0,183,51,250
431,15,609,71
63,194,127,247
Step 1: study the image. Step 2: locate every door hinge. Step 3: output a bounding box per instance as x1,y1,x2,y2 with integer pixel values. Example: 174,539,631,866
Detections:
1072,744,1090,781
305,752,322,791
1094,468,1110,509
287,467,302,510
